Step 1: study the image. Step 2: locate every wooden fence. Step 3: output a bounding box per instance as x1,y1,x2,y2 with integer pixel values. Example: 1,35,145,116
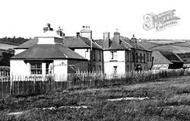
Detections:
0,69,189,98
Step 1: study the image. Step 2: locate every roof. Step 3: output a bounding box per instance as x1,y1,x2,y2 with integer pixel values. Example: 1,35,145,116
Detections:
95,36,149,51
121,37,148,51
152,51,172,64
104,40,131,50
11,44,87,60
63,36,102,50
0,43,17,50
160,51,183,63
37,31,62,38
15,38,38,49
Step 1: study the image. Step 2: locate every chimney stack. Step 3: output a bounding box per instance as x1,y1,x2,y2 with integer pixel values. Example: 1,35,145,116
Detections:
43,23,53,33
131,34,137,48
103,32,110,40
56,26,65,37
76,32,80,37
113,31,121,44
103,32,111,48
80,26,92,39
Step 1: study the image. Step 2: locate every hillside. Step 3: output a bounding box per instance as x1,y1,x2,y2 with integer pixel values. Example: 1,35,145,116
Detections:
141,39,190,53
0,37,29,46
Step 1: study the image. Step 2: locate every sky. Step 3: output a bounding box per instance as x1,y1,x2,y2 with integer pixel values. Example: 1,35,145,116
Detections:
0,0,189,39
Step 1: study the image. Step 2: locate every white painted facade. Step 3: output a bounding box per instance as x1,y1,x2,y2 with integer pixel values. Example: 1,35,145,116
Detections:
10,59,68,81
37,37,55,44
74,49,90,60
53,60,68,81
152,64,169,70
104,50,126,77
10,60,30,76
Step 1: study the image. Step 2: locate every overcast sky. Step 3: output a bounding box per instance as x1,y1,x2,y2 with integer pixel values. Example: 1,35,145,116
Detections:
0,0,189,39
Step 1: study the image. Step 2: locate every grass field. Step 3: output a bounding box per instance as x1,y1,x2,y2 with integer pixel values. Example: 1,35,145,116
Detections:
1,76,190,121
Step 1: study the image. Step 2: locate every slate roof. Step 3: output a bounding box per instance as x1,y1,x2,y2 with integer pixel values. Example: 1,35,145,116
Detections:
121,37,148,51
152,51,172,64
15,38,38,49
63,36,102,50
11,44,87,60
94,36,149,51
160,51,183,63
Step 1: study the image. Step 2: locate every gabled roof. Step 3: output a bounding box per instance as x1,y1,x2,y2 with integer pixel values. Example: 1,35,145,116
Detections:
104,40,131,50
160,51,183,63
121,37,149,51
94,36,149,51
152,51,172,64
63,36,102,50
11,44,87,60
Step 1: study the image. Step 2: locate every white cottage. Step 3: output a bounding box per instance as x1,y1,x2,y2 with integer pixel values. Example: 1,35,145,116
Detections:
10,29,88,81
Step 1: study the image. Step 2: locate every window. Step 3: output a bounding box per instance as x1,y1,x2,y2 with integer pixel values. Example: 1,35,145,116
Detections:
136,53,138,62
140,53,142,63
113,66,117,76
149,53,152,62
31,63,42,74
92,50,96,61
99,65,102,72
111,51,117,60
85,49,89,58
99,51,102,61
46,63,50,74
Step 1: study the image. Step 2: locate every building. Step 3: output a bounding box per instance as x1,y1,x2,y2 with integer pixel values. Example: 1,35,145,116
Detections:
62,26,103,73
151,51,172,71
159,51,184,69
10,26,88,81
15,26,104,73
95,32,152,77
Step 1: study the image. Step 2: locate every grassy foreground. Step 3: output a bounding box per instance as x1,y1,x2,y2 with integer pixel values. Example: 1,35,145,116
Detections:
1,76,190,120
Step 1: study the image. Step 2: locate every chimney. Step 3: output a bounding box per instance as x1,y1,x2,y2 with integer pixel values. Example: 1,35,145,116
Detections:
113,31,121,44
43,23,53,32
103,32,111,48
56,26,65,37
103,32,110,40
131,34,137,48
80,26,92,39
76,32,80,37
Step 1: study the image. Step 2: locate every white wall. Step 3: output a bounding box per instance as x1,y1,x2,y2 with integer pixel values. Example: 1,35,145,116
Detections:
37,37,55,44
74,49,90,60
53,60,68,81
10,59,68,81
104,62,125,77
14,49,27,55
103,50,126,77
104,50,125,62
152,64,169,70
10,60,30,80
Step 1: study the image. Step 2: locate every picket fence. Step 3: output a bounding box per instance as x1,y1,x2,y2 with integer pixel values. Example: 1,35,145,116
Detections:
0,68,190,98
